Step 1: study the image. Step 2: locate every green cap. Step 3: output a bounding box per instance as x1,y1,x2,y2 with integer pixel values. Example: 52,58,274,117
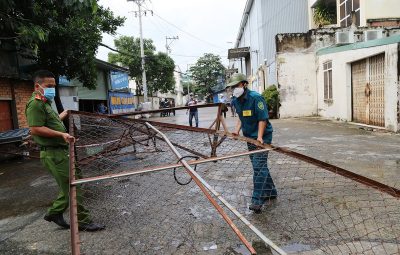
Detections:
227,73,247,87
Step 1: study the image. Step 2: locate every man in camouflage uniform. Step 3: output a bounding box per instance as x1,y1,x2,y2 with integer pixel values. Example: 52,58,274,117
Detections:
25,70,104,231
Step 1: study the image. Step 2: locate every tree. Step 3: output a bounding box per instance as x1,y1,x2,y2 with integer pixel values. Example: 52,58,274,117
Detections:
313,1,336,27
1,0,125,112
108,36,175,96
189,53,225,94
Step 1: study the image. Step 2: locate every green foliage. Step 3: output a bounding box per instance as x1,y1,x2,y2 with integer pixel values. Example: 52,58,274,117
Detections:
261,85,280,114
189,53,225,94
108,36,175,95
313,1,336,27
1,0,125,89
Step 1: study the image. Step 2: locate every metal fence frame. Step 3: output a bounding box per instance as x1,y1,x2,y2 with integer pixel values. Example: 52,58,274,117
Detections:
68,103,400,255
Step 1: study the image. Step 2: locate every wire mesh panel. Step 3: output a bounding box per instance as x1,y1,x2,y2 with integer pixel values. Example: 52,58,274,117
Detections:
199,151,400,254
69,111,400,255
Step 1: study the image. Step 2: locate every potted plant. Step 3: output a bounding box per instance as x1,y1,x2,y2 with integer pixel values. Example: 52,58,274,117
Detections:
262,85,280,119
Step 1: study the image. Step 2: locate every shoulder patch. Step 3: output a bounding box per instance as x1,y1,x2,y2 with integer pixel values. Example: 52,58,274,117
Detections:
257,101,264,110
35,94,42,100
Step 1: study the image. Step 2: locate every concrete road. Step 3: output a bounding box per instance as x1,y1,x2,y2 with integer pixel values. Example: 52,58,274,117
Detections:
153,107,400,189
1,108,399,254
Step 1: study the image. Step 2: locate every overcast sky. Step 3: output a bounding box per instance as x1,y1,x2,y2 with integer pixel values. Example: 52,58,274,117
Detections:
96,0,246,72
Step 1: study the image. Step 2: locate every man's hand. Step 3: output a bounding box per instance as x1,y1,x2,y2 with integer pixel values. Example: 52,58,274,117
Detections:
257,137,264,144
59,110,68,121
61,133,75,143
232,130,240,136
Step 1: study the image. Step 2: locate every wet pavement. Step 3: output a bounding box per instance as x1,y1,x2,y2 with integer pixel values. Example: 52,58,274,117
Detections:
1,108,399,254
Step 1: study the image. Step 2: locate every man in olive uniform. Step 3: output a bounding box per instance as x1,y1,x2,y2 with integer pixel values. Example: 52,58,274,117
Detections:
229,73,277,214
25,70,105,231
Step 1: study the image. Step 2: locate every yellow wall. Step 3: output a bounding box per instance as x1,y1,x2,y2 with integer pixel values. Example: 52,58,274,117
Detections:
336,0,400,27
365,0,400,20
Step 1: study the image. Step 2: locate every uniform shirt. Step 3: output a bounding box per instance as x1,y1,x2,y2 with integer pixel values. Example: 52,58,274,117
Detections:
25,92,67,147
232,89,273,144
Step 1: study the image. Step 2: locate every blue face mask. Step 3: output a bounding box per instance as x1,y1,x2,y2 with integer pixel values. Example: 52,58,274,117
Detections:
39,85,56,101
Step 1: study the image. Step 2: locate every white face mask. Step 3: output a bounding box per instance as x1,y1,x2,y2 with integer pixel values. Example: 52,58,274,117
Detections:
233,87,244,98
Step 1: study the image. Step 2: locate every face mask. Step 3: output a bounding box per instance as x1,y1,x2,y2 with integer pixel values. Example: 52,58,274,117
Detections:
233,87,245,98
39,85,56,101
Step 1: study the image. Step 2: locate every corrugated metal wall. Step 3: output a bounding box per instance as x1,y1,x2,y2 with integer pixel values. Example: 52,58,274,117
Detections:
259,0,309,62
235,0,309,85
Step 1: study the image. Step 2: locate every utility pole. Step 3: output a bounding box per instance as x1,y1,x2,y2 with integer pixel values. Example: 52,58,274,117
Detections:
128,0,152,102
165,36,179,55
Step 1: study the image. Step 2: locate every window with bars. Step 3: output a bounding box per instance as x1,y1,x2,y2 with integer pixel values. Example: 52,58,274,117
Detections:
323,61,333,101
339,0,360,27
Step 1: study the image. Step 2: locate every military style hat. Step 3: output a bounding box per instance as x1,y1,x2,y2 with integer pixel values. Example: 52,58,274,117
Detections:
227,73,247,87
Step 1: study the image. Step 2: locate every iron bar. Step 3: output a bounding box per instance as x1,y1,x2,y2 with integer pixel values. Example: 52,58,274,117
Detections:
69,115,81,255
220,129,400,198
71,148,271,185
77,135,153,166
157,136,210,159
110,103,222,117
145,122,258,255
274,146,400,198
69,103,222,118
85,116,400,200
210,105,223,157
109,118,210,159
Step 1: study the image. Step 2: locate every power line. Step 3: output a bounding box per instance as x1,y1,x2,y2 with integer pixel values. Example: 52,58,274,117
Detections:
171,53,228,58
99,42,136,59
142,6,225,50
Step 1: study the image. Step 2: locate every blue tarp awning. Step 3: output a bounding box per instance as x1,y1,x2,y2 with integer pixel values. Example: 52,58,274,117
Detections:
0,128,30,145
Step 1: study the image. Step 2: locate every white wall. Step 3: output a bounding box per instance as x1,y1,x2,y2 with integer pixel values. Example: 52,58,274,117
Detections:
277,52,318,118
317,43,399,131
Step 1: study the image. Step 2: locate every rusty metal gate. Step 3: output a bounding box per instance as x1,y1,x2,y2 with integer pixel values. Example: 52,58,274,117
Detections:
351,53,385,127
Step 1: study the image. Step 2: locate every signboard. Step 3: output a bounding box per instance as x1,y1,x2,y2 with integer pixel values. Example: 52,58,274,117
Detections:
228,47,250,59
110,71,129,89
108,91,135,114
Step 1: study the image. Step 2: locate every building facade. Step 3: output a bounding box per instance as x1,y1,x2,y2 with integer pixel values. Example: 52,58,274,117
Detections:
309,0,400,29
276,26,400,131
228,0,309,93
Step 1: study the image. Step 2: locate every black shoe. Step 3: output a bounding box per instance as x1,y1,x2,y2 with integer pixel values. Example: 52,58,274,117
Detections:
249,204,263,214
79,222,106,232
44,213,70,229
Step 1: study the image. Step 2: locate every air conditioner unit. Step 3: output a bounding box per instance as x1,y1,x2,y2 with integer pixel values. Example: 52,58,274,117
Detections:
364,30,383,41
336,31,354,45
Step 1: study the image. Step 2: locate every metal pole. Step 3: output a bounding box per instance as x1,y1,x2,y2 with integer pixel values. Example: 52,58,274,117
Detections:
146,122,286,255
69,114,81,255
137,0,148,102
71,148,271,185
145,122,257,255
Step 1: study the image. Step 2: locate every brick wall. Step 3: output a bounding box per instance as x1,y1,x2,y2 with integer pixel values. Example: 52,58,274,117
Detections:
368,20,400,27
14,80,34,128
0,78,33,129
0,79,12,99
